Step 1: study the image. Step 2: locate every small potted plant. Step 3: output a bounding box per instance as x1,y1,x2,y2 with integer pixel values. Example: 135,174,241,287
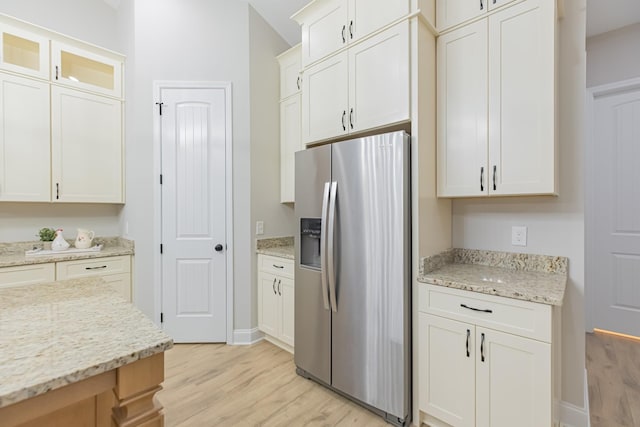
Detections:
38,227,56,242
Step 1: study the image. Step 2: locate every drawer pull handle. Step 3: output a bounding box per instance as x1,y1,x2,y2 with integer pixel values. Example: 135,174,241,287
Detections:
466,329,470,357
86,265,107,270
460,303,492,313
272,264,284,269
481,332,486,362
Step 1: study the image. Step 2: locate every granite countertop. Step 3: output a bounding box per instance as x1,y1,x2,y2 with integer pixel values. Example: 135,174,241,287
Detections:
256,236,294,260
0,237,134,268
417,249,568,306
0,277,173,408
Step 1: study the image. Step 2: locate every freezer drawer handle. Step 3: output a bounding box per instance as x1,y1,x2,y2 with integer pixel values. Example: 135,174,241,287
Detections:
466,329,470,357
327,181,338,312
85,265,107,270
272,264,284,269
320,182,332,311
460,303,492,314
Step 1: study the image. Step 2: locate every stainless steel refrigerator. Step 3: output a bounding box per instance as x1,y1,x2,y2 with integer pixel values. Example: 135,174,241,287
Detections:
294,130,411,426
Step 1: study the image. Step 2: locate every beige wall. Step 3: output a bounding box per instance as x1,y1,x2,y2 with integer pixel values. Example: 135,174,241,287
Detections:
451,0,587,413
587,22,640,87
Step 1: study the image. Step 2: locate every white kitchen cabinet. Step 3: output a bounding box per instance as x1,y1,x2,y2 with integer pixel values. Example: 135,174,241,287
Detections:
0,72,50,201
280,95,301,203
51,41,122,98
51,85,123,203
436,0,518,31
0,263,55,288
302,21,409,145
0,24,49,80
56,255,132,302
257,254,295,351
294,0,409,67
418,283,556,427
437,0,557,197
278,44,302,100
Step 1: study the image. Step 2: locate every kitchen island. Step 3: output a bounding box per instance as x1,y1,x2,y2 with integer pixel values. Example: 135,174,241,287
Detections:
0,277,173,427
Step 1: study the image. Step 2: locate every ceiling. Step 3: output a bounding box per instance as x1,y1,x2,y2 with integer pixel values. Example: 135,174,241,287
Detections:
248,0,308,46
100,1,640,43
586,0,640,38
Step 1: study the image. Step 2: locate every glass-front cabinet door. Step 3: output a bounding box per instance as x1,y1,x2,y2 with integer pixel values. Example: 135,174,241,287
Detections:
51,41,122,98
0,25,49,80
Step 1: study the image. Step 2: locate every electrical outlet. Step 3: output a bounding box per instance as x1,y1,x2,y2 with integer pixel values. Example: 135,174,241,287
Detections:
512,226,527,246
256,221,264,235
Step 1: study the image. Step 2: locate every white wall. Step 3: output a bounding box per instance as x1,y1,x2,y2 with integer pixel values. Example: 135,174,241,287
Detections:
248,6,295,328
451,0,587,412
587,23,640,88
0,0,122,243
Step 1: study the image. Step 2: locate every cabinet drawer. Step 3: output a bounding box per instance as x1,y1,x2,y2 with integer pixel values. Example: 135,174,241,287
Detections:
56,255,131,279
259,255,294,278
0,263,55,288
419,283,552,342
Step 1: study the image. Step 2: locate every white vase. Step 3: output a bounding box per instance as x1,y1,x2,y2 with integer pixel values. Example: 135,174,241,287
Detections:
51,229,70,251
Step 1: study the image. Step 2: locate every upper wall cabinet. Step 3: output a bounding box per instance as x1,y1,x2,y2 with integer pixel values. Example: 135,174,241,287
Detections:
51,42,122,98
0,24,49,80
437,0,557,197
437,0,518,31
278,44,302,100
293,0,409,67
302,21,410,144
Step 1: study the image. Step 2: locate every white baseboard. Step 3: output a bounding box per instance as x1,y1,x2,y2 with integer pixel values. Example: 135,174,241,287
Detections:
558,370,590,427
231,327,264,345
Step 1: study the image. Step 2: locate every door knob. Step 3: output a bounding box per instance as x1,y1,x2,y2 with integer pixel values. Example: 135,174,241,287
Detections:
215,244,224,252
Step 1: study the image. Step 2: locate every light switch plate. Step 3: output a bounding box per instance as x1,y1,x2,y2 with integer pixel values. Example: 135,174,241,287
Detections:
256,221,264,235
512,226,527,246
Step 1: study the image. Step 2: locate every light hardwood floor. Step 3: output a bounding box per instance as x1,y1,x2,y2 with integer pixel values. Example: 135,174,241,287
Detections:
587,331,640,427
158,341,389,426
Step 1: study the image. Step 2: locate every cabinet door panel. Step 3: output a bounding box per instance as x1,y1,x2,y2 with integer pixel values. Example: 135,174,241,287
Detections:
419,313,475,427
302,52,348,144
348,21,409,133
476,328,551,427
279,45,301,99
489,0,519,11
437,0,486,31
279,277,295,347
281,95,301,203
259,272,279,337
349,0,409,41
300,0,348,67
51,86,123,203
0,25,49,79
488,0,556,195
437,20,488,197
0,73,50,201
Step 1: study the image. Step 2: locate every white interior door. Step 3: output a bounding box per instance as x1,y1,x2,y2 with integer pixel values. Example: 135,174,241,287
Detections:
160,85,228,343
590,82,640,337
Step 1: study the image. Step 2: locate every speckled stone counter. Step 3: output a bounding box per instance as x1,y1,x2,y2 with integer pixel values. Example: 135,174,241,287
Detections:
0,277,172,408
417,249,568,306
0,237,134,268
256,236,294,260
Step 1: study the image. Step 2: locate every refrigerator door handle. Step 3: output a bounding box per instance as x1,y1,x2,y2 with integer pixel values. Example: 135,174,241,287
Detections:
320,182,331,311
327,181,338,312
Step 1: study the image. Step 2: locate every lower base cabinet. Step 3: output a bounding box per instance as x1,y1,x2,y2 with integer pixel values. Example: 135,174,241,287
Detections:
257,254,294,352
418,283,558,427
0,255,132,301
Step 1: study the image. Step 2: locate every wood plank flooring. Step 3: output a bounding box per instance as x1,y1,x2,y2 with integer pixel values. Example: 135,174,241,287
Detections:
158,341,389,426
586,331,640,427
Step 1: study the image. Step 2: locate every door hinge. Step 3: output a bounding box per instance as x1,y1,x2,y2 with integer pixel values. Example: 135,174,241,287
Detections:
160,312,164,323
155,102,164,115
160,174,163,185
160,244,163,254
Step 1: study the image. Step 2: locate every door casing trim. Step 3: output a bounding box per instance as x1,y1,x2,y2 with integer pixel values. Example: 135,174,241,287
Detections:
153,80,234,343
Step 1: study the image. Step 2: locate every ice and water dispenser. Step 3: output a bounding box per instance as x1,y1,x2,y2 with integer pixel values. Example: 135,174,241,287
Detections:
300,218,321,270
